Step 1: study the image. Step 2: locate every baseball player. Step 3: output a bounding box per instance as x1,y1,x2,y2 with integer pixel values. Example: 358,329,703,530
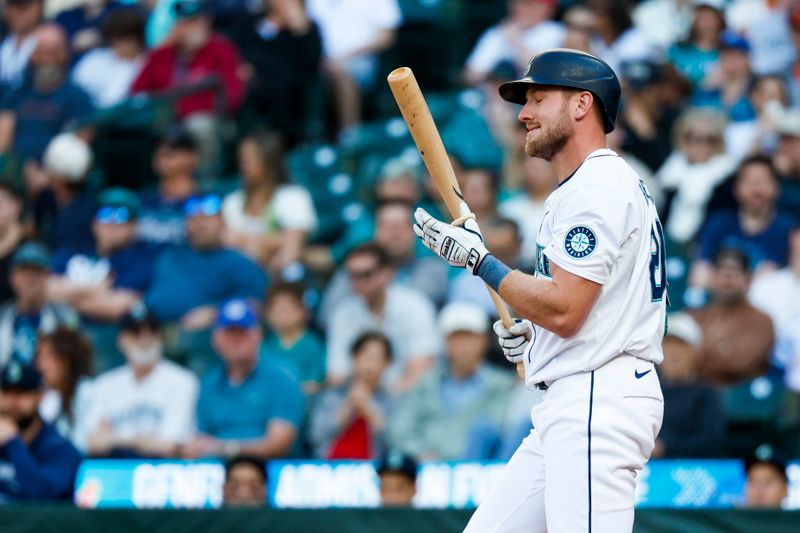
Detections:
413,49,666,532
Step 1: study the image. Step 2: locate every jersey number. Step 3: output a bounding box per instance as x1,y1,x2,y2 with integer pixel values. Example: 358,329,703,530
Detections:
649,220,666,302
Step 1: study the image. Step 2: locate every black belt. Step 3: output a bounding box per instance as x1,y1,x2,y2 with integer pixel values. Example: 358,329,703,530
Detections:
535,382,548,390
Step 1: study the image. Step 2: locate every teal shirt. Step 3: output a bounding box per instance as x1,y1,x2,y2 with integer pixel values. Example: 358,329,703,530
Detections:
197,358,305,441
668,43,719,88
259,330,326,386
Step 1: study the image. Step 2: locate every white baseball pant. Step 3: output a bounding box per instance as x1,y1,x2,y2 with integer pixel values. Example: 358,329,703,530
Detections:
464,354,663,533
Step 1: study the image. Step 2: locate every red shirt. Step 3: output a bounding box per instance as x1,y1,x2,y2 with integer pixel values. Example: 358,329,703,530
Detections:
131,34,244,118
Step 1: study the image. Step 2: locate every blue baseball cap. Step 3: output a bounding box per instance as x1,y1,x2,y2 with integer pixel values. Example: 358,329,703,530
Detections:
720,31,750,53
216,298,259,329
97,187,140,223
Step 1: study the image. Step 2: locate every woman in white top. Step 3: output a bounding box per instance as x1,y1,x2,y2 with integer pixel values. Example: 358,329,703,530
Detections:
35,327,94,452
222,132,318,273
656,107,737,244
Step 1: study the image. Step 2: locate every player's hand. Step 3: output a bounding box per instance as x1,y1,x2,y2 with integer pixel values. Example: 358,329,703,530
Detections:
493,318,534,364
413,206,488,274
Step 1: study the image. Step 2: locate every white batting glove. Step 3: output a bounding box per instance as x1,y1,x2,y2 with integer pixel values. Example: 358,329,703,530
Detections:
493,319,534,364
413,206,488,274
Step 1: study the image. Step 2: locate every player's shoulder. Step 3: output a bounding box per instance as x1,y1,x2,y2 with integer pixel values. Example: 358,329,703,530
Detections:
568,150,642,199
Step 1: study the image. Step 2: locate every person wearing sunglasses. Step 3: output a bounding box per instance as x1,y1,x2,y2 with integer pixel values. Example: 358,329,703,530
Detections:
47,188,155,368
143,193,268,332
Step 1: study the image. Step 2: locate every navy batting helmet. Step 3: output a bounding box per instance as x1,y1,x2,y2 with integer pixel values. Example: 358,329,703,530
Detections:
499,49,621,133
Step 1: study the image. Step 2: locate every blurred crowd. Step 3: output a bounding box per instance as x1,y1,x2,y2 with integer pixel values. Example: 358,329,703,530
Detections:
0,0,798,509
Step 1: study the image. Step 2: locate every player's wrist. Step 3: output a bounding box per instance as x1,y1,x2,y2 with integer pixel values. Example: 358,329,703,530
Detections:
475,254,512,292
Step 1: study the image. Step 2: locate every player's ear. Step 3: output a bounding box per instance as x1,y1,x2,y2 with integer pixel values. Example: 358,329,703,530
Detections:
572,91,594,122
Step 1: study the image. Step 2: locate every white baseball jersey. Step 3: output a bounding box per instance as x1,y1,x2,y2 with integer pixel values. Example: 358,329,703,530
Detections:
524,148,667,386
83,361,199,445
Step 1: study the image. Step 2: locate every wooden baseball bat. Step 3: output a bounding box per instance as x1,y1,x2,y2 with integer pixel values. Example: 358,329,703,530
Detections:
387,67,524,377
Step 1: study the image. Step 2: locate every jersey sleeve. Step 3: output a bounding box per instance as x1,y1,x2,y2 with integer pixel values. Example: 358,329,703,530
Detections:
543,185,631,285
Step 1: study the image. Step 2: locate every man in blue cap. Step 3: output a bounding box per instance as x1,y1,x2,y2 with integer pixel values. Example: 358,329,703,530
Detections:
0,362,82,501
48,187,155,325
0,242,78,368
185,297,304,460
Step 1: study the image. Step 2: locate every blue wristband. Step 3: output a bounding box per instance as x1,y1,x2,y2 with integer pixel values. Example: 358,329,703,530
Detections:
476,254,512,292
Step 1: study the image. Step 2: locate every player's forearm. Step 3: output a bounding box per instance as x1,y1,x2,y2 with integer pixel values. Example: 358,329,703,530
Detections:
497,270,578,337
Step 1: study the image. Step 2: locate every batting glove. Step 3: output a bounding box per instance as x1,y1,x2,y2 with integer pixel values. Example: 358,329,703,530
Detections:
413,206,488,274
493,318,534,364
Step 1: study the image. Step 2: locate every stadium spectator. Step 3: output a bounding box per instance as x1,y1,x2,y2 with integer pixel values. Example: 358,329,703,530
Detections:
308,0,401,131
389,303,513,460
137,127,200,249
0,362,81,501
309,331,392,459
223,456,267,507
693,31,755,123
144,192,268,328
0,242,79,368
84,305,198,458
131,0,245,170
498,156,556,265
261,282,325,394
47,187,151,324
773,108,800,218
690,248,774,385
71,8,146,109
589,0,656,73
229,0,322,146
772,311,800,392
692,156,795,289
730,75,792,158
726,0,796,77
326,243,440,393
34,327,93,451
743,449,788,508
0,0,43,86
657,108,736,244
187,298,304,460
222,132,317,273
667,0,725,90
464,0,564,86
448,217,523,317
653,312,724,458
0,184,24,305
32,132,96,252
377,450,417,507
320,201,449,319
0,24,94,163
54,0,122,57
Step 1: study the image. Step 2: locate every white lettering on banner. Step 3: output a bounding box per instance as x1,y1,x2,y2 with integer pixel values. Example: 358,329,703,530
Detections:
415,464,451,508
131,463,224,508
274,463,379,508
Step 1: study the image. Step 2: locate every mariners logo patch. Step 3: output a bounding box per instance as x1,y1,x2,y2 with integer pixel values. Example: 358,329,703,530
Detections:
564,226,597,258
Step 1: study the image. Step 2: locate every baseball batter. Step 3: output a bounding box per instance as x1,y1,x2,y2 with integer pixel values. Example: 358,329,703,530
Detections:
413,49,666,532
